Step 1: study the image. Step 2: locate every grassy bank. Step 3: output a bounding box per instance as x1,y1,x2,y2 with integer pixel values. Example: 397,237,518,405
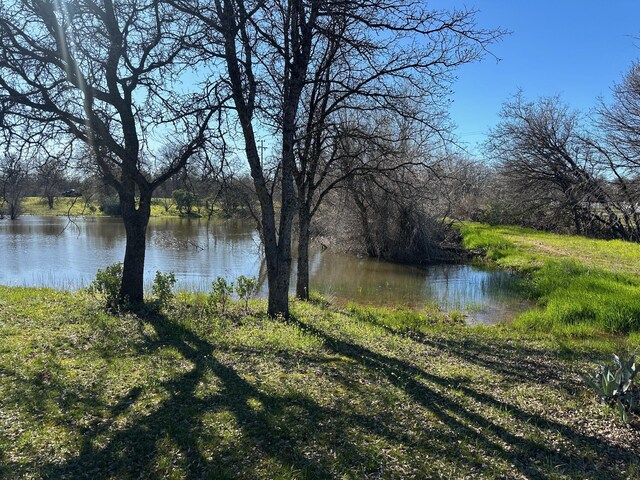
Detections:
459,222,640,336
0,286,639,479
19,197,182,217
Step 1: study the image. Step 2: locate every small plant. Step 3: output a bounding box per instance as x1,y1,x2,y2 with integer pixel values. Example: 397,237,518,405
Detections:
208,276,233,315
235,275,258,312
89,263,123,311
152,271,177,309
308,290,333,307
581,353,639,423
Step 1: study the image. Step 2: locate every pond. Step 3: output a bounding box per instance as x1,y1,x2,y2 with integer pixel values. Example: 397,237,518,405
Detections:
0,216,530,324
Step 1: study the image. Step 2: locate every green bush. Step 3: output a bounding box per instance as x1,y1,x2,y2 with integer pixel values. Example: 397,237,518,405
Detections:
236,275,258,312
173,189,197,215
89,263,123,311
152,271,177,309
98,195,122,216
208,276,233,315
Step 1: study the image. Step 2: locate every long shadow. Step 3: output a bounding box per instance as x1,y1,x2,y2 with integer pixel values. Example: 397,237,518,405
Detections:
417,334,587,389
346,306,599,389
37,311,333,479
11,309,634,479
39,312,442,479
288,315,638,479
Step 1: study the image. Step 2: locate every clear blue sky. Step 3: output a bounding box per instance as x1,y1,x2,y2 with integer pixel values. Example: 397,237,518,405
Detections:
431,1,640,153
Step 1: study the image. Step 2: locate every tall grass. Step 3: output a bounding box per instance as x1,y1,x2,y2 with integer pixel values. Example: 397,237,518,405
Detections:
459,223,640,334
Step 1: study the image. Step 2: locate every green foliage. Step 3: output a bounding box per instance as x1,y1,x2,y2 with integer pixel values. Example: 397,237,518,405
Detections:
208,276,233,315
88,263,123,311
235,275,258,312
308,290,332,307
172,188,197,215
581,353,639,423
98,195,122,216
346,303,462,334
152,271,177,309
459,222,640,334
459,223,517,261
20,196,181,218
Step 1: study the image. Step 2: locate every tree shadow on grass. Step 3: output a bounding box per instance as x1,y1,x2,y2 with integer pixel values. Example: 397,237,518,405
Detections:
32,312,405,479
4,310,635,479
346,306,602,390
416,334,587,389
288,315,639,479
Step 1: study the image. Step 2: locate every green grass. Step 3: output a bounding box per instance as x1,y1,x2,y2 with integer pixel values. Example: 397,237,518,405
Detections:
459,222,640,335
0,286,638,479
344,302,465,333
21,196,106,216
20,197,183,217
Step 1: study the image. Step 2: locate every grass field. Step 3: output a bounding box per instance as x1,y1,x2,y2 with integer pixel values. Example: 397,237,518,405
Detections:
1,224,639,477
19,196,183,217
0,286,638,479
459,222,640,336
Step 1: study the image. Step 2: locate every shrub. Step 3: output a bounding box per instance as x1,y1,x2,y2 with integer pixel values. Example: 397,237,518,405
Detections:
581,353,639,423
173,188,197,215
236,275,258,312
208,276,233,315
89,263,123,311
98,195,122,216
152,271,177,309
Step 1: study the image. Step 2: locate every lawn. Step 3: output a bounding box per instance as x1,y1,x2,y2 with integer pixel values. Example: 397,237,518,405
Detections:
0,286,638,479
459,222,640,336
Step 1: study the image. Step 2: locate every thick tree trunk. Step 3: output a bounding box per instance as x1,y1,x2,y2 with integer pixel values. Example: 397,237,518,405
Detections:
47,195,54,209
119,193,151,306
263,168,295,317
296,208,311,300
266,250,291,317
9,201,19,220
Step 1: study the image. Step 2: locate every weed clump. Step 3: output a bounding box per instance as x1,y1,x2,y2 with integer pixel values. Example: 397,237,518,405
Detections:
208,276,233,315
152,271,177,309
88,263,123,312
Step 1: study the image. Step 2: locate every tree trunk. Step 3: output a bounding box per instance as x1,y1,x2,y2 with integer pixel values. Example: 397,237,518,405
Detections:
296,207,311,300
9,201,18,220
572,206,582,235
266,250,291,317
47,195,54,209
119,193,151,306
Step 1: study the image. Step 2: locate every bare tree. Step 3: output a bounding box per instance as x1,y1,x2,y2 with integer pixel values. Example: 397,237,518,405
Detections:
0,0,221,305
293,102,448,299
0,154,30,219
597,62,640,171
168,0,502,312
323,113,455,264
167,0,323,316
592,62,640,239
431,154,493,222
36,155,69,209
487,93,632,238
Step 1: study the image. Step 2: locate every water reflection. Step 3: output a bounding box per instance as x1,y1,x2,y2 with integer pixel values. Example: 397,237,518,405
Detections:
0,216,529,324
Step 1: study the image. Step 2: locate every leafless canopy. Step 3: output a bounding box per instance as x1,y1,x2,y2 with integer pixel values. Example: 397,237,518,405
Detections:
0,0,223,303
167,0,503,313
487,92,640,240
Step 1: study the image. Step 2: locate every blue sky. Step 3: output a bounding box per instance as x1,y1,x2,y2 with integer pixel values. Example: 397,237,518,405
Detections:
431,1,640,154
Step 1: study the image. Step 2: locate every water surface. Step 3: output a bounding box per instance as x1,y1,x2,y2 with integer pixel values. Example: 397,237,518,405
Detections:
0,216,529,324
